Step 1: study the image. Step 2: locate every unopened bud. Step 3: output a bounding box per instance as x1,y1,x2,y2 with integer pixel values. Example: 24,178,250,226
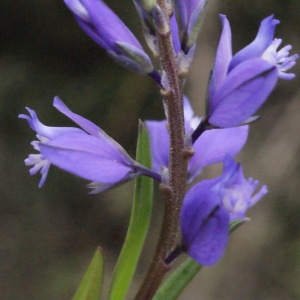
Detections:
153,4,169,35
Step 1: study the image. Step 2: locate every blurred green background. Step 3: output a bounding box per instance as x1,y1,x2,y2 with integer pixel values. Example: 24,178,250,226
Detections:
1,0,300,299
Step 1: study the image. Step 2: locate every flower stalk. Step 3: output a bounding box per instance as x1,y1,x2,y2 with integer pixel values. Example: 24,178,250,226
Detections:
134,0,190,299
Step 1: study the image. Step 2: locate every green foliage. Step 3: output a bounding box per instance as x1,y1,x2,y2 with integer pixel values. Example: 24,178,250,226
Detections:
72,248,104,300
230,218,246,233
153,257,202,300
108,121,153,300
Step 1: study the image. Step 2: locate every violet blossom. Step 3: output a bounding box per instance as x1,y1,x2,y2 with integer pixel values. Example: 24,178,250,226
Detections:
192,15,298,141
65,0,160,83
180,156,268,266
208,15,298,126
19,97,160,192
146,97,248,183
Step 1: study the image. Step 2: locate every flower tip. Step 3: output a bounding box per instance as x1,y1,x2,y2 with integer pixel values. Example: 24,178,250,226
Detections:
38,175,47,188
53,96,65,109
65,0,90,21
219,14,227,21
261,184,268,195
266,14,280,25
18,113,27,119
280,73,296,80
23,107,36,117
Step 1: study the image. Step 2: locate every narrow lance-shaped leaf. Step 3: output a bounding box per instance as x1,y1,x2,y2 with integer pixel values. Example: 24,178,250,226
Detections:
72,247,104,300
152,257,202,300
152,220,245,300
108,120,153,300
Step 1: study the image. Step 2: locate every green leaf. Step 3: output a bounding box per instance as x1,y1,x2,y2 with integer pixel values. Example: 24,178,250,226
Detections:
73,247,104,300
152,257,202,300
230,218,246,233
108,121,153,300
153,219,246,300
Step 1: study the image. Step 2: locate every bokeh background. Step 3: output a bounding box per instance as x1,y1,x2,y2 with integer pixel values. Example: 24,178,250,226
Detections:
1,0,300,299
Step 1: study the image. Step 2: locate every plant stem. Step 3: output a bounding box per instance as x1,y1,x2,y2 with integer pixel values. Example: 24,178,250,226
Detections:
134,1,190,299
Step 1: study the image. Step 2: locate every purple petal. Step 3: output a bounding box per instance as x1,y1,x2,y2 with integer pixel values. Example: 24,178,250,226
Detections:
187,205,229,266
25,153,51,188
217,156,268,221
209,14,232,101
115,41,154,73
108,51,147,73
250,184,268,206
19,108,84,139
87,175,135,194
44,132,129,163
145,120,169,172
175,0,188,31
170,14,181,55
181,188,220,245
209,58,278,127
229,15,280,72
78,0,142,52
53,97,133,159
181,184,229,266
184,96,195,122
188,125,249,182
220,155,239,183
186,0,207,42
64,0,110,49
176,0,202,25
74,15,111,49
53,97,101,137
39,134,133,183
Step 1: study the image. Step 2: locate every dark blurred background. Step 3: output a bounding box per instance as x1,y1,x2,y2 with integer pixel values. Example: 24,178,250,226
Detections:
0,0,300,299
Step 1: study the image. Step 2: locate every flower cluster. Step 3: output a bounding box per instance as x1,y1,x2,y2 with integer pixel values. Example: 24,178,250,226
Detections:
20,0,297,270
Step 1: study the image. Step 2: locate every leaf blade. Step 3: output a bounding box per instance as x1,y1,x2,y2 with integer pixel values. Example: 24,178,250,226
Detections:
108,121,153,300
73,247,104,300
152,257,201,300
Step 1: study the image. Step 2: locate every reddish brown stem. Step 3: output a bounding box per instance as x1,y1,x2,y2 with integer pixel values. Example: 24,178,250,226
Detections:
134,1,190,299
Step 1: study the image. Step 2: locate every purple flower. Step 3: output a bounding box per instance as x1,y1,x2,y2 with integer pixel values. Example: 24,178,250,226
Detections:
65,0,160,83
206,14,298,129
146,97,248,183
180,156,267,266
19,97,160,192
